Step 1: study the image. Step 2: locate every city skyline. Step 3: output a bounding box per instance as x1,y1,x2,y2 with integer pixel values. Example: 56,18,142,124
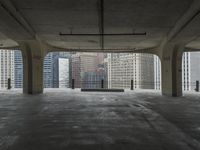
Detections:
1,49,200,91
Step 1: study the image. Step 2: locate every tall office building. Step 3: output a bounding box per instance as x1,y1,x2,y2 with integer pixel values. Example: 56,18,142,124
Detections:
154,55,161,90
182,52,191,91
14,50,23,88
0,50,15,88
107,53,155,89
43,53,53,88
190,52,200,90
103,54,108,82
182,51,200,91
52,52,71,88
71,53,105,88
58,58,70,88
71,54,81,88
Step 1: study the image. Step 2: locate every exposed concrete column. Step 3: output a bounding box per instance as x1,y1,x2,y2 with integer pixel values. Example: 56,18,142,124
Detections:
20,41,45,94
160,44,184,97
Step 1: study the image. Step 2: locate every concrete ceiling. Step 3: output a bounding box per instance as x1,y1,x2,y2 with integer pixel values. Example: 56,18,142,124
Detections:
0,0,199,51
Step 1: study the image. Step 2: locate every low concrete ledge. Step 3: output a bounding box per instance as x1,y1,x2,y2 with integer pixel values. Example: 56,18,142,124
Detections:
81,89,124,92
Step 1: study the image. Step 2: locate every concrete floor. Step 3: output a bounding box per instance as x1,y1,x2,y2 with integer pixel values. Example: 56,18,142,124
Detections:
0,89,200,150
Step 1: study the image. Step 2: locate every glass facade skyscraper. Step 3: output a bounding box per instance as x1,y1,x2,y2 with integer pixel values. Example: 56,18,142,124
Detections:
52,52,72,88
14,50,23,88
43,53,54,88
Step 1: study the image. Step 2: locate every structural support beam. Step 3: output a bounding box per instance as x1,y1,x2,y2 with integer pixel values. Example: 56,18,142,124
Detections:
160,44,184,97
0,0,35,38
20,41,45,94
156,1,200,97
161,0,200,45
98,0,104,49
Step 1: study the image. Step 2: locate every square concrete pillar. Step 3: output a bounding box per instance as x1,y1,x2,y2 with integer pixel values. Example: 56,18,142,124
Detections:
161,44,184,97
20,42,45,94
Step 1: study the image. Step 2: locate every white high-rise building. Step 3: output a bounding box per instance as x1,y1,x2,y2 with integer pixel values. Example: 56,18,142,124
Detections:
190,52,200,90
107,53,137,89
107,53,155,89
0,50,15,89
182,51,200,91
182,52,191,91
43,53,53,88
154,55,161,90
59,58,69,88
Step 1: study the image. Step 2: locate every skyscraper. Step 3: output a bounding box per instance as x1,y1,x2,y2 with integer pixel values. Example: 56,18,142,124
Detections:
58,58,70,88
71,53,106,88
107,53,155,89
43,53,53,88
182,52,191,91
14,50,23,88
52,52,71,88
154,55,161,90
182,51,200,91
190,52,200,90
71,54,81,88
0,50,15,88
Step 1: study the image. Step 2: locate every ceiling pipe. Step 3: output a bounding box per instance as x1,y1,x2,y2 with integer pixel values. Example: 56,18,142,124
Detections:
59,32,147,36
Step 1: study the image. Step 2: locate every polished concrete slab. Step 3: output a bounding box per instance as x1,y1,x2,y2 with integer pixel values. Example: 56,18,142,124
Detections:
0,89,200,150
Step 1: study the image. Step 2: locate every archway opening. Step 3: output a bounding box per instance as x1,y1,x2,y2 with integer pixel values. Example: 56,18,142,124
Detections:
43,52,161,92
182,52,200,93
0,49,23,92
43,52,71,88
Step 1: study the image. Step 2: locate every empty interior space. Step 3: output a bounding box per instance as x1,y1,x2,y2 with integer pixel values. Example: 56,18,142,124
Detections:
0,0,200,149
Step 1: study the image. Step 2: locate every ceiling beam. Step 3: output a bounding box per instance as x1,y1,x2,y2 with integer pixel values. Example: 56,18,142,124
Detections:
97,0,104,49
0,0,35,38
165,0,200,44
